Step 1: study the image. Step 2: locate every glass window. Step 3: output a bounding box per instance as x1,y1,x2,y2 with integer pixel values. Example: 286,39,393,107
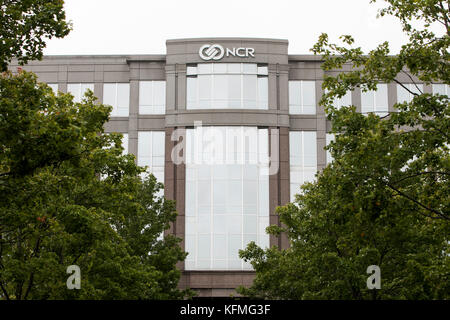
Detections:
67,83,94,103
289,81,316,114
185,126,269,271
122,133,128,155
397,83,423,103
361,83,388,116
103,83,130,117
47,83,58,94
326,133,335,164
186,66,197,75
332,91,352,110
137,131,165,196
432,84,449,96
139,81,166,114
186,63,268,110
289,131,317,202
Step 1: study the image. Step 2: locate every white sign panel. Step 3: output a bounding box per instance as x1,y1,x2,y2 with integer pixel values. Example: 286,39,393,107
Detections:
199,44,255,61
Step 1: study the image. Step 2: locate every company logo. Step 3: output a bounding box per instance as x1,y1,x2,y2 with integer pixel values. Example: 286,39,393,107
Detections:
199,44,225,61
199,44,255,61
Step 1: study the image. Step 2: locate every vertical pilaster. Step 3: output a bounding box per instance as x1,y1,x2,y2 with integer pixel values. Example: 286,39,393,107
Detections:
279,127,290,250
388,82,398,113
128,80,139,157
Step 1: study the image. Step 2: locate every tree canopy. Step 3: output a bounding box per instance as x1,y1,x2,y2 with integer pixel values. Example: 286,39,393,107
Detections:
238,0,449,299
0,0,71,72
0,71,191,299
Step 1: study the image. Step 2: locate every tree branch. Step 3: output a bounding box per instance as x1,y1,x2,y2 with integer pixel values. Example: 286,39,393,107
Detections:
393,78,419,97
392,171,450,185
23,235,42,300
401,70,423,95
386,183,449,220
0,281,9,300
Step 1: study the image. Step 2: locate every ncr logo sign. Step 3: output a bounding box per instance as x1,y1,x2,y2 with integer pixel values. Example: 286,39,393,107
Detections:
199,44,255,61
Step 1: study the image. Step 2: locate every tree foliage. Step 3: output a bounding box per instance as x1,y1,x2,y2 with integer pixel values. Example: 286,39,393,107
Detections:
0,0,71,72
238,0,449,299
0,71,191,299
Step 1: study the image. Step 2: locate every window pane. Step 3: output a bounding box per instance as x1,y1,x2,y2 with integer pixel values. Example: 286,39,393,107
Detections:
185,126,268,270
361,90,374,112
187,77,198,109
257,66,268,75
213,235,226,259
289,131,302,166
213,75,228,108
289,81,301,113
375,84,388,113
198,63,212,74
198,235,210,259
137,131,165,185
48,83,58,94
139,81,153,106
199,75,212,107
67,84,81,103
213,63,227,74
187,64,267,110
153,81,165,106
228,75,241,108
326,133,335,164
333,91,351,109
303,132,317,167
290,131,318,201
243,75,257,108
103,84,116,108
258,77,268,109
411,84,423,95
117,83,129,109
122,133,128,155
228,63,241,73
302,81,316,113
81,83,94,96
243,63,257,74
186,66,197,75
433,84,446,95
152,131,165,157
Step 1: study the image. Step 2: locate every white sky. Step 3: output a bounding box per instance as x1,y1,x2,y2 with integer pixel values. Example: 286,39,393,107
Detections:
43,0,410,56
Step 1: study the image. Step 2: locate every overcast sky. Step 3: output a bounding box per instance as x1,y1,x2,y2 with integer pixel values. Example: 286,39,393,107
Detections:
43,0,410,56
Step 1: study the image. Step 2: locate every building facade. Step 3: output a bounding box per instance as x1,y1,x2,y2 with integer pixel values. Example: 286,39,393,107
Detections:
13,37,441,297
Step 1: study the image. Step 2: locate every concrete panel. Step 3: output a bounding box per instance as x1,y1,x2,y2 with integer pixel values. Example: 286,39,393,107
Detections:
279,71,289,112
94,82,103,103
67,65,95,72
138,68,166,80
315,80,325,116
27,65,59,73
103,64,129,72
353,88,362,113
317,138,327,167
289,117,318,130
104,119,129,132
177,68,186,110
138,117,166,130
268,69,278,110
181,271,256,289
103,71,130,83
388,82,398,112
165,110,289,128
35,73,58,83
67,72,94,82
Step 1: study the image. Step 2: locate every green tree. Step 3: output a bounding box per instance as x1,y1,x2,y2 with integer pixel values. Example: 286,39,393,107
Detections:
0,0,71,72
238,0,449,299
0,71,191,299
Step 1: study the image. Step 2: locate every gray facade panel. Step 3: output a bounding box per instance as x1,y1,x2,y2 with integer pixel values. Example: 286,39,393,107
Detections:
10,37,423,297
